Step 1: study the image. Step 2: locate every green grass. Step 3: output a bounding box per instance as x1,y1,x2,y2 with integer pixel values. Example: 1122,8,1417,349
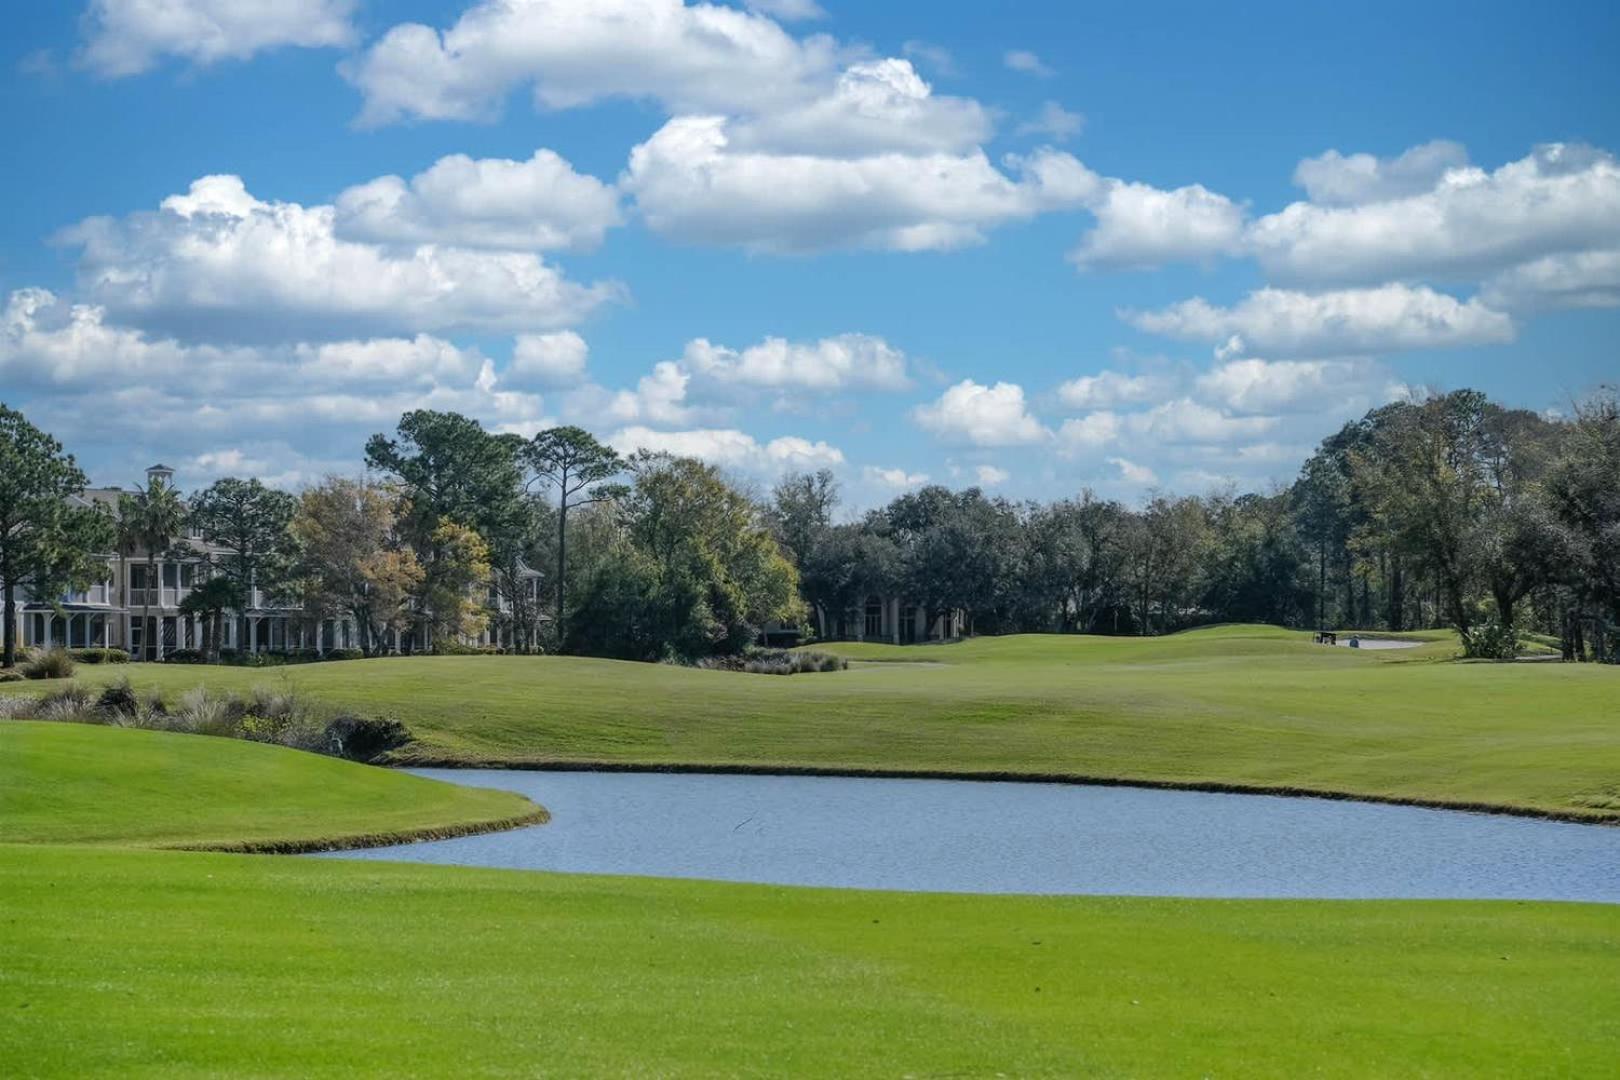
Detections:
3,683,1617,1075
15,625,1619,821
4,845,1617,1077
0,721,542,850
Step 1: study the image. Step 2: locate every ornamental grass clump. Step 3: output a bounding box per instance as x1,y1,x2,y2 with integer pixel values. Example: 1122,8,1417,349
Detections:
20,648,74,680
0,676,408,760
697,648,848,675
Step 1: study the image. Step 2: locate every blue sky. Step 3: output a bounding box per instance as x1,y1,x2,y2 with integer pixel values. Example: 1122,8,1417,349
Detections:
3,1,1617,509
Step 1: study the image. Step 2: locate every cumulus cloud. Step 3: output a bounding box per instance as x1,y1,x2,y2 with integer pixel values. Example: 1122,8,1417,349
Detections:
1194,357,1396,415
1107,457,1157,485
974,464,1010,486
510,331,589,386
1480,248,1620,311
1291,140,1470,206
624,117,1097,252
1122,398,1277,443
2,287,552,487
1125,284,1514,356
1004,50,1054,77
59,175,621,342
1249,143,1620,285
1057,411,1122,451
681,333,910,390
1056,370,1175,409
334,149,622,252
344,0,838,125
913,380,1049,447
79,0,356,77
1071,180,1248,269
728,59,991,156
609,425,844,474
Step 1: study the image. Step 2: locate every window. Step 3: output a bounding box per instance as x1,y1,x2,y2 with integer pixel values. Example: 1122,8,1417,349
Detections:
180,563,196,590
864,598,883,639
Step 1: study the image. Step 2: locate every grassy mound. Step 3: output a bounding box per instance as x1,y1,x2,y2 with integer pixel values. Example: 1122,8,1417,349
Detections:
15,625,1616,821
0,721,543,851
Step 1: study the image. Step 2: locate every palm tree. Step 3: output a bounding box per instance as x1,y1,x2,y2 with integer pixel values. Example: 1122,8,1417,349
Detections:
117,476,188,661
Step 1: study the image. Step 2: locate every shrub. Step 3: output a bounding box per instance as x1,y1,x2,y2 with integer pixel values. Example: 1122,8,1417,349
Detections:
322,714,412,762
696,648,848,675
322,648,365,662
0,668,23,684
436,641,503,656
20,648,75,680
70,647,129,665
1464,621,1521,661
164,649,207,664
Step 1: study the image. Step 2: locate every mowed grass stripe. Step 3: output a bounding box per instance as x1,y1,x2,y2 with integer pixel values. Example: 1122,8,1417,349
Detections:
3,844,1617,1078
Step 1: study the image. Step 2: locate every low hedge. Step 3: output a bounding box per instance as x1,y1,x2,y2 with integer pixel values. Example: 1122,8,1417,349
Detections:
69,648,129,665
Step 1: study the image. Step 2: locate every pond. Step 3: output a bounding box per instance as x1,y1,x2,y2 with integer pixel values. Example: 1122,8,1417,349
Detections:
324,770,1620,902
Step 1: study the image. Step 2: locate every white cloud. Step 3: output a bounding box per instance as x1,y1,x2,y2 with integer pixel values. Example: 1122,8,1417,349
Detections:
864,465,929,489
2,288,554,487
1004,49,1053,77
681,333,910,390
1057,411,1122,451
510,331,589,386
1017,101,1084,142
79,0,356,77
624,117,1097,253
974,464,1010,487
1292,140,1470,206
59,175,621,342
609,425,843,473
1071,180,1247,269
1056,370,1174,409
1107,457,1157,485
1249,143,1620,285
334,149,622,252
599,362,699,426
1195,357,1391,415
344,0,838,125
744,0,825,20
730,58,991,156
1123,399,1277,444
913,380,1049,447
1480,248,1620,311
1125,284,1514,356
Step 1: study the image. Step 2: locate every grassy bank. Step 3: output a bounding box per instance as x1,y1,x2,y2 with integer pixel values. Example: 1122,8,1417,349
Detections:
13,625,1619,821
4,844,1617,1076
0,721,543,851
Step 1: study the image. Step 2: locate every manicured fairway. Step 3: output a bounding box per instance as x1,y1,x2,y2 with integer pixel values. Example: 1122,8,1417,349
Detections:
3,720,1616,1075
17,625,1620,821
4,845,1618,1077
0,721,542,850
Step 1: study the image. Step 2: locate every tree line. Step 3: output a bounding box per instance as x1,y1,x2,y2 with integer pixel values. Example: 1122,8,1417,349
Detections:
2,385,1617,668
772,388,1620,661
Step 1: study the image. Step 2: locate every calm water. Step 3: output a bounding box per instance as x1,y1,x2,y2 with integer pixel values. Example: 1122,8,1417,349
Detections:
324,770,1620,901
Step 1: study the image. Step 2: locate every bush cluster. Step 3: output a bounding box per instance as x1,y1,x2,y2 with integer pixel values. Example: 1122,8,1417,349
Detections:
0,676,413,763
69,648,130,665
1463,621,1522,660
695,649,848,676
